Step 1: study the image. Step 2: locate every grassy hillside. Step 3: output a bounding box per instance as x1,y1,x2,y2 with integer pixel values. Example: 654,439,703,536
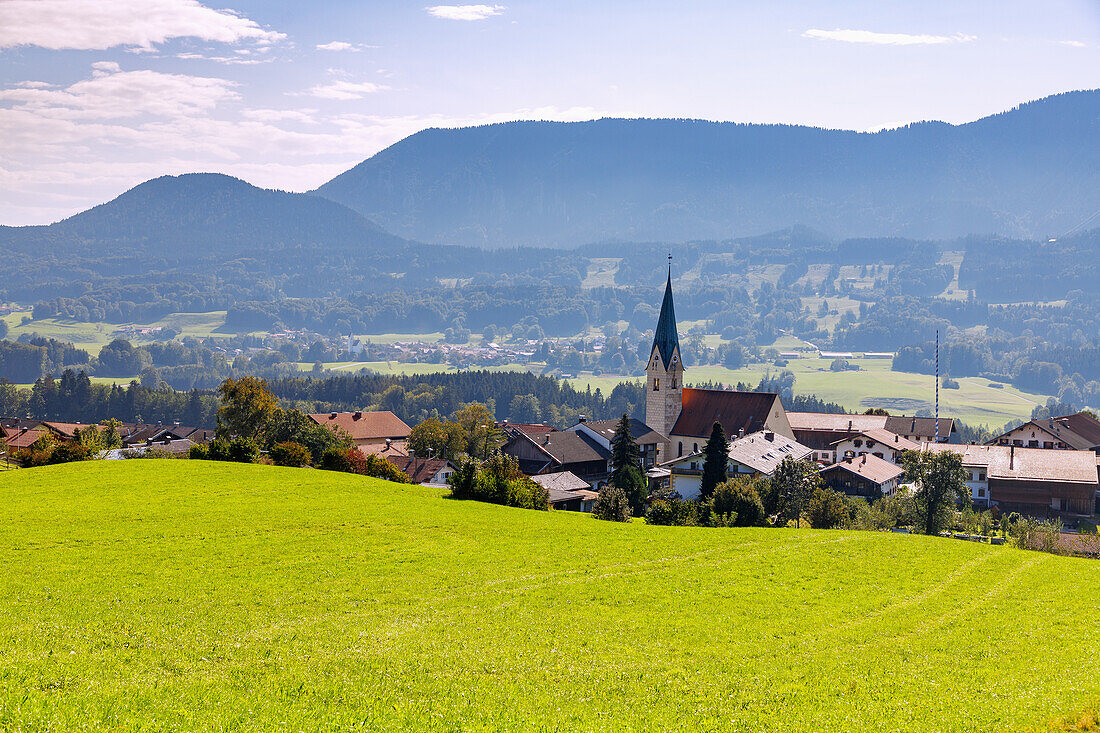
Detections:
0,461,1096,731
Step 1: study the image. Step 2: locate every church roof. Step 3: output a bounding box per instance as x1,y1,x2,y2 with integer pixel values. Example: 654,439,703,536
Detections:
671,388,782,439
650,270,680,370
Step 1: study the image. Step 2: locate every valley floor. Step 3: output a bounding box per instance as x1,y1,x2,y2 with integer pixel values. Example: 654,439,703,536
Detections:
0,461,1096,731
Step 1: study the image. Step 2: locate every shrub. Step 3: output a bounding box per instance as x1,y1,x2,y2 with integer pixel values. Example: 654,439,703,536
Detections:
593,484,631,522
207,439,233,462
319,446,353,472
805,486,849,529
710,477,766,527
270,441,312,467
228,438,260,464
645,497,697,526
188,444,210,460
447,453,547,510
348,452,409,483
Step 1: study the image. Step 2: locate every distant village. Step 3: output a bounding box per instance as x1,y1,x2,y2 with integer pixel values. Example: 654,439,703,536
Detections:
4,275,1099,526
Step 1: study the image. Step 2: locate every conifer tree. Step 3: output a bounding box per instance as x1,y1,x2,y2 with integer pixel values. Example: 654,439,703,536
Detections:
609,414,640,479
699,421,729,500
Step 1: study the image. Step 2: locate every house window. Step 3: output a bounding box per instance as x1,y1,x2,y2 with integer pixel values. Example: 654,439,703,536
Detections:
854,439,863,447
671,378,677,388
1028,440,1039,448
678,441,683,457
1043,442,1053,449
978,488,986,498
1012,439,1023,447
653,378,660,391
978,472,986,481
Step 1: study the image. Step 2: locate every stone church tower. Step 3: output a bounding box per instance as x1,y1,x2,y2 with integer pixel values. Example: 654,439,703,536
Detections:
646,267,684,440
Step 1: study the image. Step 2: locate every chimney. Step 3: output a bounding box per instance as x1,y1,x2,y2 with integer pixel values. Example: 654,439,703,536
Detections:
353,411,362,420
330,412,338,419
848,420,853,431
738,427,745,439
894,434,899,443
861,455,866,465
578,414,586,423
764,431,774,442
1010,445,1014,470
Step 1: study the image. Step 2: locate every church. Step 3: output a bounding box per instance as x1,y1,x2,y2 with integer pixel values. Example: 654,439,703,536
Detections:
645,268,794,462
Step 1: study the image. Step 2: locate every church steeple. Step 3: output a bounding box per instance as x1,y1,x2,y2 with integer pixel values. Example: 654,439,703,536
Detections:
646,258,684,444
651,265,680,370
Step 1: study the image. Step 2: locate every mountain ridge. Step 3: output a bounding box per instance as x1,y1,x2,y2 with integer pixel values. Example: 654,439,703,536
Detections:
313,89,1100,248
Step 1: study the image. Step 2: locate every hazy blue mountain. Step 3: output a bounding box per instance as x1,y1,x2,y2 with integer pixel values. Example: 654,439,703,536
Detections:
0,173,408,258
314,90,1100,248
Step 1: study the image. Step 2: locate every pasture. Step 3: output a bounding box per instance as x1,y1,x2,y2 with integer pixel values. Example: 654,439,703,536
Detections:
569,358,1048,428
0,461,1096,731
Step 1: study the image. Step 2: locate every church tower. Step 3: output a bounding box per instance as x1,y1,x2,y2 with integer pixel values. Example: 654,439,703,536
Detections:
646,264,684,441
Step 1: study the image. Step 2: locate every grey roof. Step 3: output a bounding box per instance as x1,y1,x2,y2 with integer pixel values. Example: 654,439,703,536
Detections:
532,471,592,493
580,418,667,444
542,430,610,465
666,430,813,476
650,269,680,370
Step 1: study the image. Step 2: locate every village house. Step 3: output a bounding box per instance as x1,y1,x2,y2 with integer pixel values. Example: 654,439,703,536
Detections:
500,426,613,489
819,454,905,499
830,428,920,466
531,471,598,512
309,410,412,457
663,429,814,500
565,416,667,469
787,412,955,464
387,456,456,485
989,412,1100,454
921,442,1098,516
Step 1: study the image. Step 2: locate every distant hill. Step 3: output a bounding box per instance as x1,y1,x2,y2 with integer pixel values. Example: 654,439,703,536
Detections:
0,173,409,259
314,90,1100,248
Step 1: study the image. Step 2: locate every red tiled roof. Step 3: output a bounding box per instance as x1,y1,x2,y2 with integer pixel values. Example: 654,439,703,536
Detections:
309,411,411,441
822,454,904,485
5,429,47,449
787,412,887,432
923,443,1098,485
671,388,781,439
388,456,453,484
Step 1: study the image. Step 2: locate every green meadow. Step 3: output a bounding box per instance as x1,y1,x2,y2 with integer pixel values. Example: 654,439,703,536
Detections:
0,461,1096,731
569,358,1048,428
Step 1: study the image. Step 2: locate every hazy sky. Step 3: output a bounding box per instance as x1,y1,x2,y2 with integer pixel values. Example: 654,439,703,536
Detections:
1,0,1097,225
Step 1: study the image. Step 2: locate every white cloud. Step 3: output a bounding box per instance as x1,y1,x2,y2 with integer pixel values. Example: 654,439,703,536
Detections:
1059,40,1086,48
0,64,239,120
802,29,975,46
317,41,358,51
306,80,388,100
426,4,505,21
175,51,273,65
0,0,285,51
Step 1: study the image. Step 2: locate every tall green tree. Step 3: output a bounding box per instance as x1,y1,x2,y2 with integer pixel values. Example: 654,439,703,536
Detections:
609,414,640,478
771,455,820,528
899,450,969,535
699,421,729,500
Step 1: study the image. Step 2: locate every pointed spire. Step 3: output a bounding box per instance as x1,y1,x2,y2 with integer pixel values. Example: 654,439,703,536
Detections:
651,262,680,370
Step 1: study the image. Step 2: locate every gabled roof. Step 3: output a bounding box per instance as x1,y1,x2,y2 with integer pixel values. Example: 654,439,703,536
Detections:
884,416,956,438
5,429,47,449
574,418,668,444
539,430,610,465
388,456,454,484
830,428,920,452
921,443,1098,485
1060,412,1100,447
309,411,411,441
996,413,1100,451
671,388,782,439
665,430,812,476
821,454,904,485
787,412,888,433
726,431,813,475
38,421,99,439
531,471,593,494
650,269,680,370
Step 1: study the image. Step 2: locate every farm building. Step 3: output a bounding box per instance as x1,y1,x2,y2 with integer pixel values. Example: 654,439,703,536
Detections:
664,430,814,500
309,410,411,457
531,471,598,512
989,412,1100,454
819,454,905,499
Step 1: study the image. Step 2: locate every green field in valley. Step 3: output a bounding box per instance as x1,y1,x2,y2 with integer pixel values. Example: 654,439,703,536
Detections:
569,358,1049,429
0,461,1096,731
1,310,233,352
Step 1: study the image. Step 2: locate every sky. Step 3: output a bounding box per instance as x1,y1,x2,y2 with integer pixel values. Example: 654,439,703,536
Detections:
1,0,1098,225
